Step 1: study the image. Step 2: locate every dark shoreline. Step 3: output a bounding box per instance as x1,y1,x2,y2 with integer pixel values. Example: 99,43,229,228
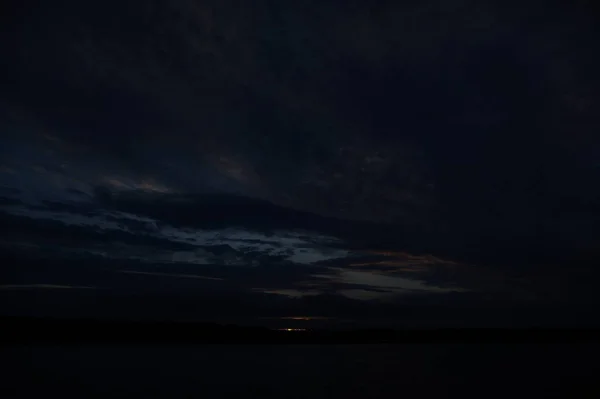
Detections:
3,316,600,344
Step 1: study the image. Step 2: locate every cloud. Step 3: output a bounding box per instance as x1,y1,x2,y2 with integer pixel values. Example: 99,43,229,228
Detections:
257,289,321,299
0,193,471,304
338,250,524,297
3,0,599,250
0,193,355,275
118,270,224,281
2,189,589,305
276,267,463,301
4,181,599,306
0,284,97,290
102,176,173,194
329,269,462,293
1,0,599,321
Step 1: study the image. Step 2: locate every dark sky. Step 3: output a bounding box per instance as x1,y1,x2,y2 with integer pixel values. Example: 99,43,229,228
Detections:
1,0,599,327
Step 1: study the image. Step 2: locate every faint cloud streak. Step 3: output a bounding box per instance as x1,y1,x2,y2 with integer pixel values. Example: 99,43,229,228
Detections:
119,270,224,281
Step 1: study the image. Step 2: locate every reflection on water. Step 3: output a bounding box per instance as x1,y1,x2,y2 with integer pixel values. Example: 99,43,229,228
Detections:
4,345,597,398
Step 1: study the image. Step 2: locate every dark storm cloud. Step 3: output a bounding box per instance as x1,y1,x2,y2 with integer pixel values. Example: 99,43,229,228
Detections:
1,0,437,223
3,0,599,227
2,0,600,316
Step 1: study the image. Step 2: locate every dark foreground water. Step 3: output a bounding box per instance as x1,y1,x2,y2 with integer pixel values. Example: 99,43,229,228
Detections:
3,344,599,398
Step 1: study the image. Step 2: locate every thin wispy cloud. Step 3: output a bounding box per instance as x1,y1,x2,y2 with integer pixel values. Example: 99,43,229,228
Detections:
119,270,224,281
0,284,98,290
